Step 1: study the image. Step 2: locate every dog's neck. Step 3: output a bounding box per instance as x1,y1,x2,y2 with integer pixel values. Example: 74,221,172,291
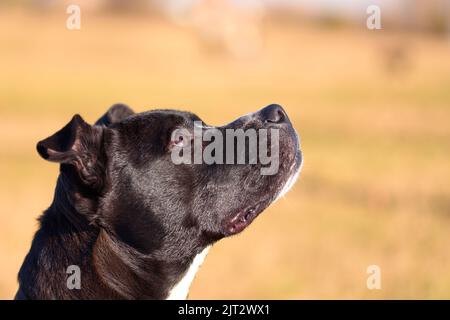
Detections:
166,245,210,299
30,172,209,299
92,229,208,299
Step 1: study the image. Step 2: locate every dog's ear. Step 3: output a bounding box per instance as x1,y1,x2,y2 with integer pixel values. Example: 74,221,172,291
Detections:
37,114,105,189
95,103,135,127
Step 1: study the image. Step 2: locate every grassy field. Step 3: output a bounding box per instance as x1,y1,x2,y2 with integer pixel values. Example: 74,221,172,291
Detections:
1,8,450,299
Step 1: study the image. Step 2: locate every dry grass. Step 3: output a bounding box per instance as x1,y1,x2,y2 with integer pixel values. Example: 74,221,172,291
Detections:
1,8,450,299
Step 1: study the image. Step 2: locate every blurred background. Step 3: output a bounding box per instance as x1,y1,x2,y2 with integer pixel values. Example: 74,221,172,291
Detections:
1,0,450,299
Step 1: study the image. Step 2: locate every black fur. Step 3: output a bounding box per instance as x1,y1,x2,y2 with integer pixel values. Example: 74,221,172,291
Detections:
16,103,302,299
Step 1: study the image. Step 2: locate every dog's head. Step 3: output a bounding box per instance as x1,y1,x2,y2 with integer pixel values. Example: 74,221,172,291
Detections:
37,104,302,258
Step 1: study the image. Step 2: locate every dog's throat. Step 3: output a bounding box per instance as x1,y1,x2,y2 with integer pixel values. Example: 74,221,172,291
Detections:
166,246,210,300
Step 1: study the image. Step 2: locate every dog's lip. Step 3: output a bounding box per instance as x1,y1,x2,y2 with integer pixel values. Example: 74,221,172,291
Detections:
223,150,301,236
224,202,266,235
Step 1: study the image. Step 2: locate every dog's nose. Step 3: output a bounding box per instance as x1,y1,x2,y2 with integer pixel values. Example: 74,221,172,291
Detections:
260,104,288,124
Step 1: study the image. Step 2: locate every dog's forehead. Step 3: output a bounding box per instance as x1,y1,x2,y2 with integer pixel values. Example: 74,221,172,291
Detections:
121,109,202,128
110,109,204,155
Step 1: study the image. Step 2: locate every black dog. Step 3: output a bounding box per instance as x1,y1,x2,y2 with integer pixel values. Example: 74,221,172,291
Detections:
16,103,302,299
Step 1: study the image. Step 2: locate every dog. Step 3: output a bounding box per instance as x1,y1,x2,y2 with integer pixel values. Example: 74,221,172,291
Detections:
15,103,302,299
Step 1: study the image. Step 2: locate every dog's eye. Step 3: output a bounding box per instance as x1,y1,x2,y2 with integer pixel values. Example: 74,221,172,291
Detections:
170,128,192,149
173,135,185,146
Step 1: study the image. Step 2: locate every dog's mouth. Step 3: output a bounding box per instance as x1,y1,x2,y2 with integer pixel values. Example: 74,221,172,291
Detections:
224,201,267,235
223,147,302,236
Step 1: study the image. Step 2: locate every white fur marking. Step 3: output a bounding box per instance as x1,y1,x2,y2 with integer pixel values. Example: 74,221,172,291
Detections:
166,246,210,300
275,152,302,202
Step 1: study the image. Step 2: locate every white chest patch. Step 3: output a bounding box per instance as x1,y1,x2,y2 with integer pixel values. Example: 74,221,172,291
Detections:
166,246,211,300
